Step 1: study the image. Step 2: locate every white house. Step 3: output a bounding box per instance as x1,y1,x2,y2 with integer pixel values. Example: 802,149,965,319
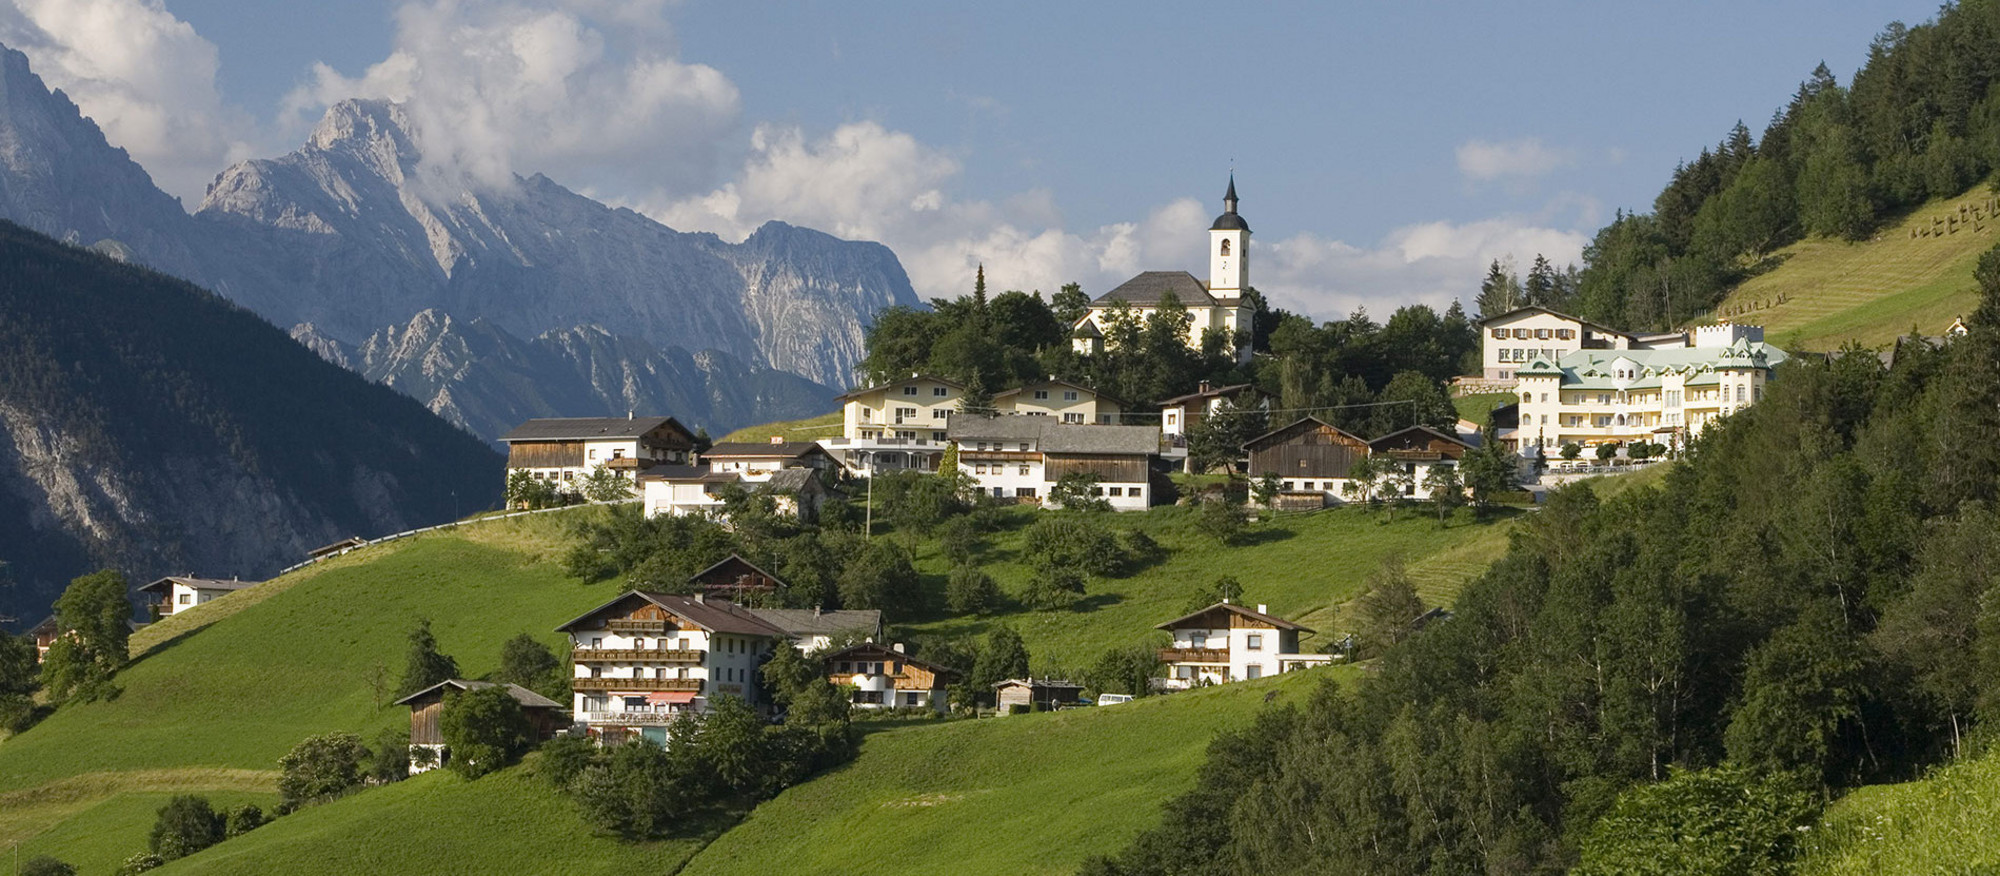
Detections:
821,374,964,475
136,576,256,617
946,415,1162,510
990,379,1125,424
1156,601,1331,690
700,441,838,483
1071,177,1254,363
822,642,955,712
1509,325,1787,453
500,416,695,495
556,591,790,745
639,464,739,517
748,607,885,654
1366,426,1474,500
1478,307,1635,381
1158,381,1262,466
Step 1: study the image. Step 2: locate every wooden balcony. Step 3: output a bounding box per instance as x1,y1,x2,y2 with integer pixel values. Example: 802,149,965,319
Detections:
605,619,670,633
573,648,703,663
1158,647,1230,664
581,711,682,725
572,677,702,693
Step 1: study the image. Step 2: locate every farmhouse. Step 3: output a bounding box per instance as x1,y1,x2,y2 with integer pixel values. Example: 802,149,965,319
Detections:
1367,425,1473,500
1159,380,1263,468
946,415,1163,510
1242,417,1370,510
395,679,567,774
557,591,790,745
701,441,837,483
1156,601,1332,690
499,415,695,491
822,642,955,712
994,678,1085,714
991,379,1125,424
1070,177,1254,363
823,373,964,475
638,464,738,517
136,576,257,617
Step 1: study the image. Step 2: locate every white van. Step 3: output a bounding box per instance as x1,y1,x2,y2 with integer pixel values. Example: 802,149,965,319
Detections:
1097,694,1135,706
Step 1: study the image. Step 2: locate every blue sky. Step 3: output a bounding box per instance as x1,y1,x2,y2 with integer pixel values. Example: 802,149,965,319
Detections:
0,1,1942,318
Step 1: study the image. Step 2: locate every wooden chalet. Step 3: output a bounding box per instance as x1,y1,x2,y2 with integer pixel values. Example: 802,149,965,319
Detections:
993,677,1085,714
689,554,787,600
823,642,957,712
1242,417,1370,509
396,679,568,774
1368,425,1472,463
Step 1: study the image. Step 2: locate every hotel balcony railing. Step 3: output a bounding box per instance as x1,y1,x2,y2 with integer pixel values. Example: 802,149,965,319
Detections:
572,677,702,693
605,619,670,633
581,711,683,725
573,648,703,663
1158,647,1231,664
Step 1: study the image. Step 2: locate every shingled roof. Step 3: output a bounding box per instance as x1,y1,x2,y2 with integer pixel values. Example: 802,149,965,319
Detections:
1089,271,1218,307
554,591,792,637
394,679,565,710
946,415,1160,455
499,416,689,443
1156,601,1314,633
702,442,827,459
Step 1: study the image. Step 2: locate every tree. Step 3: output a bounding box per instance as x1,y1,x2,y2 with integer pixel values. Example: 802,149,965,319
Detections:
1575,766,1817,876
1050,472,1110,511
1251,472,1282,510
1560,442,1582,460
937,515,981,566
1184,575,1247,613
1087,644,1162,697
1342,454,1380,503
20,857,77,876
1353,555,1426,658
946,565,1001,614
224,804,267,838
1052,282,1092,328
40,569,132,705
1022,565,1087,610
1423,464,1465,526
1461,436,1519,510
370,726,410,783
580,463,634,502
1186,397,1265,475
699,695,769,794
1475,259,1522,319
970,626,1030,702
396,618,460,698
1198,497,1247,546
836,540,922,618
1594,441,1619,462
0,629,39,731
441,685,533,778
149,794,223,860
278,732,370,811
494,632,564,698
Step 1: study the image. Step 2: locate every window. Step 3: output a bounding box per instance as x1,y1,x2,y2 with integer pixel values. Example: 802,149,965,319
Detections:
1540,393,1548,403
1016,487,1036,498
903,385,918,396
591,637,603,648
1176,665,1194,679
177,593,191,605
904,693,921,707
933,409,949,419
1522,392,1532,403
1491,328,1507,339
1666,391,1681,408
1220,239,1231,256
1131,487,1142,499
933,386,948,397
1736,386,1747,402
1063,413,1083,424
975,464,987,474
1018,464,1030,475
1064,391,1079,401
992,487,1004,497
1246,634,1263,651
563,470,574,481
1245,664,1263,679
1108,487,1123,496
1536,328,1551,339
1190,632,1207,648
1034,390,1050,400
1513,328,1530,339
1283,481,1295,490
1166,412,1178,425
1557,328,1574,340
588,449,597,460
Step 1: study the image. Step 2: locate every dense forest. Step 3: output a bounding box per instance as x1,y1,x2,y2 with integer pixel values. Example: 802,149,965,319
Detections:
859,268,1477,440
1079,230,2000,872
0,221,502,624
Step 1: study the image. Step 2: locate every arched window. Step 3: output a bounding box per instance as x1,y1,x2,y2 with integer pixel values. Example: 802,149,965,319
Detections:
1219,239,1232,256
1521,392,1533,404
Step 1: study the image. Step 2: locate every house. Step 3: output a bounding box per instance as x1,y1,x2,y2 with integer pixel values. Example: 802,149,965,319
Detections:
745,607,884,654
1070,177,1254,363
1510,325,1788,454
1479,306,1635,381
1158,381,1263,466
499,415,695,496
556,591,791,745
822,642,955,712
28,616,57,662
701,441,837,483
308,536,366,561
1156,601,1331,690
991,379,1125,424
395,679,567,774
1366,426,1473,500
993,677,1085,714
136,576,257,618
946,415,1163,510
688,554,788,601
638,464,739,517
761,468,835,522
1242,417,1370,510
822,374,965,475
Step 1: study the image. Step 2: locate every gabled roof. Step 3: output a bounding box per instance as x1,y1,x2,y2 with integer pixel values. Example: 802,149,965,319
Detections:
1156,601,1314,633
1090,271,1218,307
1479,305,1631,337
689,554,788,589
1158,382,1255,406
1367,425,1472,452
394,679,565,710
761,468,826,494
749,608,883,640
1070,319,1103,339
638,464,739,484
992,379,1122,407
945,415,1160,455
702,442,829,460
555,591,791,638
835,374,966,402
498,416,691,443
822,642,958,680
309,536,366,557
1241,416,1367,452
136,576,258,595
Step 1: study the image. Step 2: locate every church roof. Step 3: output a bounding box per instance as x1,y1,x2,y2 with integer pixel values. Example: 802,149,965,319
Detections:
1090,271,1218,307
1211,174,1250,232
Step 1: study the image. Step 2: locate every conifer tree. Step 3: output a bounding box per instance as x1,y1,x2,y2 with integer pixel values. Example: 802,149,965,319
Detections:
397,618,460,697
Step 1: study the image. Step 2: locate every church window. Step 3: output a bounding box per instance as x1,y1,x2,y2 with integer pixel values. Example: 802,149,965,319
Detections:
1219,239,1231,256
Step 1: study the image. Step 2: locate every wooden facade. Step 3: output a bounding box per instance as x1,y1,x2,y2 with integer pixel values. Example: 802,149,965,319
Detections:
1045,453,1148,482
994,678,1084,713
400,681,568,747
1244,418,1368,480
1368,426,1471,462
689,555,787,597
507,440,585,469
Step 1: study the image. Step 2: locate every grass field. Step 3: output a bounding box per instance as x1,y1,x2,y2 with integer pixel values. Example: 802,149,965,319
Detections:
1799,749,2000,875
680,670,1337,876
1453,391,1517,427
1714,186,1996,351
717,410,843,444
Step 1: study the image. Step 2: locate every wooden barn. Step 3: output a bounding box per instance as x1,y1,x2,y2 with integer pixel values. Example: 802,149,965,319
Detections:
1242,417,1370,509
396,679,568,774
993,678,1085,714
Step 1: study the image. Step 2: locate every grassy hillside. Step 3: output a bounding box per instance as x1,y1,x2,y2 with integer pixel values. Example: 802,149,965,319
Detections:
681,671,1336,876
1712,186,1997,351
1799,750,2000,875
717,410,842,444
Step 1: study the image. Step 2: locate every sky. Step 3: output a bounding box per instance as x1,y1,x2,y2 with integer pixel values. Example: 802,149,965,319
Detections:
0,0,1946,321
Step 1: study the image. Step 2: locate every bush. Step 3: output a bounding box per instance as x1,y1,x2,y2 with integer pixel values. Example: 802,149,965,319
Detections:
1198,497,1247,546
1575,765,1818,876
149,794,223,860
1022,516,1125,576
224,803,267,837
440,685,533,779
1122,529,1165,568
537,734,601,790
938,515,981,565
1086,645,1161,697
1022,565,1085,611
370,726,410,783
278,732,370,811
1559,442,1582,460
116,853,164,875
836,540,922,618
945,565,1000,614
20,856,76,876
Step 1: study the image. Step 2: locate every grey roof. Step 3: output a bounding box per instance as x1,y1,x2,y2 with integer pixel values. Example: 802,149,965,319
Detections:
702,442,827,459
394,679,565,710
638,464,739,484
555,591,792,637
1090,271,1218,307
760,468,824,494
749,608,883,639
1368,425,1472,451
993,677,1083,690
136,576,258,595
1479,305,1630,337
946,415,1160,455
499,416,687,443
835,373,965,402
1158,382,1254,406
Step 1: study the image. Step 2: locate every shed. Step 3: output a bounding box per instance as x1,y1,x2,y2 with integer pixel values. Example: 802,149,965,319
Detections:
395,679,568,773
993,678,1085,714
309,536,367,560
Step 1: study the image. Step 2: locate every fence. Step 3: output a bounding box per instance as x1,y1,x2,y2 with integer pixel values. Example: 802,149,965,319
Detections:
274,497,641,577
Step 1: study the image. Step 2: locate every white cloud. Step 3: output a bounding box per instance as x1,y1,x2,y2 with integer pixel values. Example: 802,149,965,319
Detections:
282,0,740,198
0,0,261,205
1455,137,1574,182
1259,218,1588,320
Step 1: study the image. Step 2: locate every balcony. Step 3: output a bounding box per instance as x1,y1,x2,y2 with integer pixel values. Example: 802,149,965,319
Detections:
573,648,703,663
581,710,683,725
605,619,669,634
1159,647,1231,664
572,677,702,693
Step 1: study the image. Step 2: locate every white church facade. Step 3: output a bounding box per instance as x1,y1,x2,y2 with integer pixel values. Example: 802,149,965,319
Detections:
1071,177,1255,363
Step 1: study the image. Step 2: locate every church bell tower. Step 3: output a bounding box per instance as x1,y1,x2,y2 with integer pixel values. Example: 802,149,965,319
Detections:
1208,174,1250,302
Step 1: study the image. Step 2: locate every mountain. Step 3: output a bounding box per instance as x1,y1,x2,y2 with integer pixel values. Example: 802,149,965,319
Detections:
0,220,501,624
291,309,838,445
193,98,918,389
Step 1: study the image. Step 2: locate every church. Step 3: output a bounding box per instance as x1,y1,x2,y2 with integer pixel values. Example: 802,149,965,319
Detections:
1070,176,1255,364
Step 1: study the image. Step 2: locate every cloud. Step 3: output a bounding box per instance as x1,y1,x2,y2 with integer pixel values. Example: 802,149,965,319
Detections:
0,0,261,205
1455,137,1574,182
283,0,740,198
1259,218,1588,319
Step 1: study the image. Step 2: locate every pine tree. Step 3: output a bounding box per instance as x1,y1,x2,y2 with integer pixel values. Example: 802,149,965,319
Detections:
1475,260,1521,319
397,618,460,697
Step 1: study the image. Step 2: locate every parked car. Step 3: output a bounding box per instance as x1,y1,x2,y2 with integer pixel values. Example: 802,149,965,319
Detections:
1097,693,1135,706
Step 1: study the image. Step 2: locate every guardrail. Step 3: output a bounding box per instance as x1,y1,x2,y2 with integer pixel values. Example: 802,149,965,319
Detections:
274,497,642,577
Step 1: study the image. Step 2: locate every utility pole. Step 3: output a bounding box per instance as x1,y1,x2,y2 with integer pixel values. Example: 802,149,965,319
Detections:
864,470,874,538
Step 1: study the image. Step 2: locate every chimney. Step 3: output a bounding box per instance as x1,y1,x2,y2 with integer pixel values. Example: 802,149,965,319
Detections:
813,605,822,618
1258,603,1268,615
892,643,905,653
1198,380,1212,394
627,410,634,419
693,592,705,604
1221,596,1231,605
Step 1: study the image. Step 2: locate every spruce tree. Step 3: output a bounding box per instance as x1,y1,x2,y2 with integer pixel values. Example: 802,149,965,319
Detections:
397,618,460,697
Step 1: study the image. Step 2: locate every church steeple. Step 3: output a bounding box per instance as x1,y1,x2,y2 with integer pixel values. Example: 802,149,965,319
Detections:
1209,174,1249,299
1223,174,1238,215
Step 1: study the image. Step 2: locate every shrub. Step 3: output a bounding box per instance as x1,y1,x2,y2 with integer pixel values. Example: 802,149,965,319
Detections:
278,732,370,811
836,540,922,618
370,726,410,783
20,856,76,876
1198,497,1248,546
1575,765,1818,876
1559,442,1582,460
1086,644,1162,697
537,734,601,790
440,685,533,779
938,515,981,565
149,794,223,860
224,803,267,837
116,853,163,875
1022,565,1086,610
945,565,1000,614
1022,516,1125,576
1594,442,1619,462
